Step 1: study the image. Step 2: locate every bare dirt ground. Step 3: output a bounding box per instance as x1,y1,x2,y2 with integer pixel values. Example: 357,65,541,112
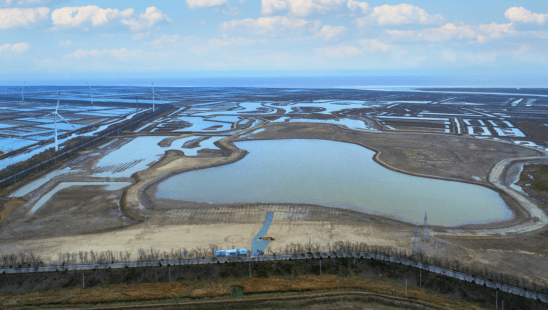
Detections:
1,122,547,286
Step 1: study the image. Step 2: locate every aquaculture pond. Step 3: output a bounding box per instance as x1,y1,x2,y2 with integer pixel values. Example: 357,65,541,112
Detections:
156,139,512,226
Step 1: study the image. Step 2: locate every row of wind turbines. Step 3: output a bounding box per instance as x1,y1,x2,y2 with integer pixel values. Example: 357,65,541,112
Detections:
26,83,161,152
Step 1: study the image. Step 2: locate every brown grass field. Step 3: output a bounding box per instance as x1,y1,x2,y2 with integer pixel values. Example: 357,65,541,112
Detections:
0,275,490,309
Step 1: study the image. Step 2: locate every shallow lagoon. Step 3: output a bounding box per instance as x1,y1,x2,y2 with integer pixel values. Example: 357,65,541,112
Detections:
156,139,512,226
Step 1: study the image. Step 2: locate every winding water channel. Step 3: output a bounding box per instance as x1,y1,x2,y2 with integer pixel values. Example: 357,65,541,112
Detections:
156,139,512,226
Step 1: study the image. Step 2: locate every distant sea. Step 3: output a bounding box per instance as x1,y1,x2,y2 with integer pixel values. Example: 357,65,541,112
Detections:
1,75,546,88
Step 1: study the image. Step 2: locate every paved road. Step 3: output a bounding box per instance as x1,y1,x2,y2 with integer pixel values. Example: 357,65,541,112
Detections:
438,151,548,237
1,251,546,303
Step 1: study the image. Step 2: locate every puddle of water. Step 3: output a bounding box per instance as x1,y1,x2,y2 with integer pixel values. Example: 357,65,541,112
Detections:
280,101,367,115
172,117,232,132
271,117,373,131
181,136,225,156
29,181,132,215
241,128,265,138
94,136,170,178
206,115,241,123
0,138,36,152
10,167,73,197
156,139,512,226
93,135,224,177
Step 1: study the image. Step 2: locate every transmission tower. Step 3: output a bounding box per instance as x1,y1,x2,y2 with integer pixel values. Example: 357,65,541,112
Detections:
412,224,421,256
421,212,429,242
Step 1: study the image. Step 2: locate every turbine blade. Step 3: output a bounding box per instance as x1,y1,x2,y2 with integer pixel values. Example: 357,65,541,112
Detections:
55,112,75,129
36,113,52,119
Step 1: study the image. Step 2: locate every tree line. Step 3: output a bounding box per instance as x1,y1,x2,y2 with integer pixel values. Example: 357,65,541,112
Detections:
2,240,547,296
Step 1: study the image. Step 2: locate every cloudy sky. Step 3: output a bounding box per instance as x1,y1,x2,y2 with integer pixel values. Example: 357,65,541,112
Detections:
1,0,547,81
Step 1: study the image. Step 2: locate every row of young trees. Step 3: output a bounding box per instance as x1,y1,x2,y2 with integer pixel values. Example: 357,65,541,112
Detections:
2,241,547,296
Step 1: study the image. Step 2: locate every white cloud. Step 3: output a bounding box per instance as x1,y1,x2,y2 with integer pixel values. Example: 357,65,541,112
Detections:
121,7,171,32
221,6,240,15
505,7,547,25
267,52,292,62
51,5,133,29
187,0,228,9
346,0,369,14
261,0,287,15
387,23,514,43
0,0,51,7
315,25,346,41
354,3,444,26
388,23,474,42
0,42,30,53
316,45,361,57
132,32,150,40
222,16,320,35
63,48,145,59
476,23,514,42
210,35,261,46
262,0,347,17
0,7,49,30
356,38,394,52
51,6,170,32
148,34,182,47
59,39,71,46
463,45,531,64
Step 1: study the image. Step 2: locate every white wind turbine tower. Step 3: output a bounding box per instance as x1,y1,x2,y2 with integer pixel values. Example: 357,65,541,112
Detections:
51,91,75,151
86,82,93,104
151,82,161,112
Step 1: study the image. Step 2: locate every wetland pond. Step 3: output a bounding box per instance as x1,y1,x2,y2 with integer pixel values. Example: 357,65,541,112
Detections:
156,139,512,226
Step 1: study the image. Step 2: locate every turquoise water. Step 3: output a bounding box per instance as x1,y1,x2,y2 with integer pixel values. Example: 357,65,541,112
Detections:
156,139,512,226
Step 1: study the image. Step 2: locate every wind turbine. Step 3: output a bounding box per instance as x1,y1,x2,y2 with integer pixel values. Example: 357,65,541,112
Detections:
51,92,75,151
151,82,162,112
86,82,93,104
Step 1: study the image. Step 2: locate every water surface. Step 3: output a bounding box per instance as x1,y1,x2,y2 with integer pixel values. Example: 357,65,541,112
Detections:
156,139,512,226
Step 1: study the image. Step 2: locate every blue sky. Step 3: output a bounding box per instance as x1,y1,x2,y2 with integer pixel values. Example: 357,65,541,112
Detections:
1,0,548,82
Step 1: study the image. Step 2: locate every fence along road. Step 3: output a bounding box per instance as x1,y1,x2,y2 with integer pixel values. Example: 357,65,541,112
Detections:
1,251,546,303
